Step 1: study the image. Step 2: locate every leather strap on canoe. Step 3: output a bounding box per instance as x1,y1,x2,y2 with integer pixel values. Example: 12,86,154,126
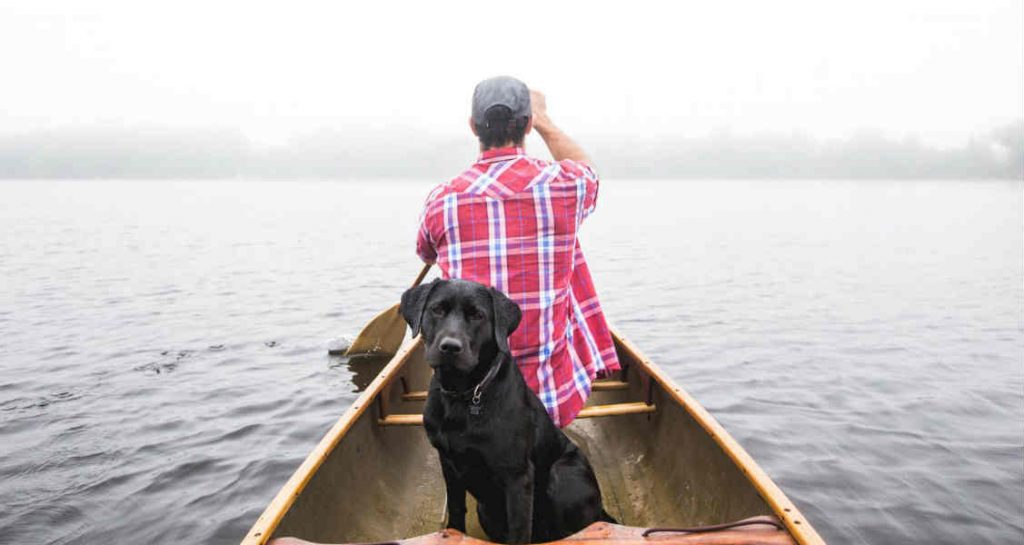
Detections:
643,516,784,537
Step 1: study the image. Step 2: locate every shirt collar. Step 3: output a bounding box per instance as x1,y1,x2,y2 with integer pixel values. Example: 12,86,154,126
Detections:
478,146,526,164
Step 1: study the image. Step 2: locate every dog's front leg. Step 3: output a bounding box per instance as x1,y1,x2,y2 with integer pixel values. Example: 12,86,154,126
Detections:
440,459,467,532
504,462,534,544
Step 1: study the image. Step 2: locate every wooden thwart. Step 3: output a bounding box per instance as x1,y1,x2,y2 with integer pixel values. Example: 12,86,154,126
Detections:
379,401,655,427
379,413,425,426
400,391,429,402
591,379,630,391
400,380,629,402
577,401,656,418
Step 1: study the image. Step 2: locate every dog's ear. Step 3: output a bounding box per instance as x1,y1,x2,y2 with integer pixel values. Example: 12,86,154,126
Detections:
488,287,522,354
400,279,442,338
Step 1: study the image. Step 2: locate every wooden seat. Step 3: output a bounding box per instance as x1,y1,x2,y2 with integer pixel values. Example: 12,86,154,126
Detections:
400,380,629,402
379,402,655,426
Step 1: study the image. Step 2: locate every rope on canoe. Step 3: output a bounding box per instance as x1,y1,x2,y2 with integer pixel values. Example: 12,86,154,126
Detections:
642,518,785,536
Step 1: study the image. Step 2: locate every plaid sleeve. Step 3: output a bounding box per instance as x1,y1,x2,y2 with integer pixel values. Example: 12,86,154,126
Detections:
415,187,442,264
579,162,599,220
416,220,436,264
558,159,600,222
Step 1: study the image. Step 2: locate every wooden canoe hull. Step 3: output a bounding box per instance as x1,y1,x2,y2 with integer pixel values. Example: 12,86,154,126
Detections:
241,331,825,545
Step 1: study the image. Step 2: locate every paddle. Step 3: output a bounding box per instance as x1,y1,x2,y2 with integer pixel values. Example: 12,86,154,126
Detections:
343,263,432,357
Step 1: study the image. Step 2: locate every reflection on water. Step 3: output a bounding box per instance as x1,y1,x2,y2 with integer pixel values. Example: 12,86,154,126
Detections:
0,179,1020,545
331,353,395,392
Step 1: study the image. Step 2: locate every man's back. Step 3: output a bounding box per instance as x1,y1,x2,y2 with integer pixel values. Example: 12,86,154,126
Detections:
417,146,619,427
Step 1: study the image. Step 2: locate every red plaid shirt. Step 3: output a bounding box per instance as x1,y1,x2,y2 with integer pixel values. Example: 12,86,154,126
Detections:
416,146,620,427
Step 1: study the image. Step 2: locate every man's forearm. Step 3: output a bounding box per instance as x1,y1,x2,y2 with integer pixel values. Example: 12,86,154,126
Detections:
535,122,593,168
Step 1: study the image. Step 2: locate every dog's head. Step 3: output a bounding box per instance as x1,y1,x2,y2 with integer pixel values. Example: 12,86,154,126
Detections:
400,279,521,372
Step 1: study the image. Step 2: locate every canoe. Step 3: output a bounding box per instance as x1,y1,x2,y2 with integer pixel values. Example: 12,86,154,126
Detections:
241,330,826,545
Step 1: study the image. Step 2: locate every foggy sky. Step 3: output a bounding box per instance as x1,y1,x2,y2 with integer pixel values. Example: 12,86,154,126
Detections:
2,1,1022,150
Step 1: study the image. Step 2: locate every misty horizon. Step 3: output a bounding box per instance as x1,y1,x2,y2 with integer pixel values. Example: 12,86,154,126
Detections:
1,120,1020,180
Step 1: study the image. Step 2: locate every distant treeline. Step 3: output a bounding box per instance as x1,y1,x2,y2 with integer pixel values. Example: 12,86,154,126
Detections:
0,121,1020,180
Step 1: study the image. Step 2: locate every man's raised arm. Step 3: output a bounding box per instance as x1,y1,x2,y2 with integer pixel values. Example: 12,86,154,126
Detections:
530,90,593,169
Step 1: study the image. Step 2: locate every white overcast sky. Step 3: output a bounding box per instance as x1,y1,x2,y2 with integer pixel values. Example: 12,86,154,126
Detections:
1,0,1021,147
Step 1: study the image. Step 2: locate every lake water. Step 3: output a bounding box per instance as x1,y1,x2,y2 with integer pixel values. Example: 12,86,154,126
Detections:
1,179,1021,545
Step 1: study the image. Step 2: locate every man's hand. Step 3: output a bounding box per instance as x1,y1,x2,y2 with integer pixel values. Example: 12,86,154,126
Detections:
529,89,553,134
529,88,592,167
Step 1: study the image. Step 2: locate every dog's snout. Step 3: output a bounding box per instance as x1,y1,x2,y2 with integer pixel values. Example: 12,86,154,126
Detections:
438,337,463,355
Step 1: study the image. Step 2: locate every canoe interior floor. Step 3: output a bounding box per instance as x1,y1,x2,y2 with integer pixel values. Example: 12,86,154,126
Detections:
272,350,777,545
363,408,767,542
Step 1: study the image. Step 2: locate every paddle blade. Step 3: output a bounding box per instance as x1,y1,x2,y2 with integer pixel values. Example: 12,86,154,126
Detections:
344,303,408,357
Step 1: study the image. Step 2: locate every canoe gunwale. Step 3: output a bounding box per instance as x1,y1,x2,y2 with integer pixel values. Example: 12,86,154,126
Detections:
241,330,826,545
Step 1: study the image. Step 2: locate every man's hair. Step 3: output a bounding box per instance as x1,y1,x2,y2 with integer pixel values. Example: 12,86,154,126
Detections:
475,105,528,149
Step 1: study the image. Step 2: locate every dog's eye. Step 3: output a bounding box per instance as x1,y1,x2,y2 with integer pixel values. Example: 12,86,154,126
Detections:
467,309,484,321
430,305,445,317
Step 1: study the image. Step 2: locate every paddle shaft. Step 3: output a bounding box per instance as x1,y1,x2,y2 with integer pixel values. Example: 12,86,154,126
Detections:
411,262,431,288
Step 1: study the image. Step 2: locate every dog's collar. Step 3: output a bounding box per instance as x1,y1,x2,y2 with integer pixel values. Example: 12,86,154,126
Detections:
439,353,505,407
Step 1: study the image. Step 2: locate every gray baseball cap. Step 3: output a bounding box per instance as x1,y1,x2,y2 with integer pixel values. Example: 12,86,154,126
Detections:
471,76,531,125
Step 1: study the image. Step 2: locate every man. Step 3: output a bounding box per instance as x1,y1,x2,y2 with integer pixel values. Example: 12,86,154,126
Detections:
415,76,619,427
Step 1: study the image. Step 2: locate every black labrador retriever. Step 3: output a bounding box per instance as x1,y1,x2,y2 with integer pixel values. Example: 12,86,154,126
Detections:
400,278,612,545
